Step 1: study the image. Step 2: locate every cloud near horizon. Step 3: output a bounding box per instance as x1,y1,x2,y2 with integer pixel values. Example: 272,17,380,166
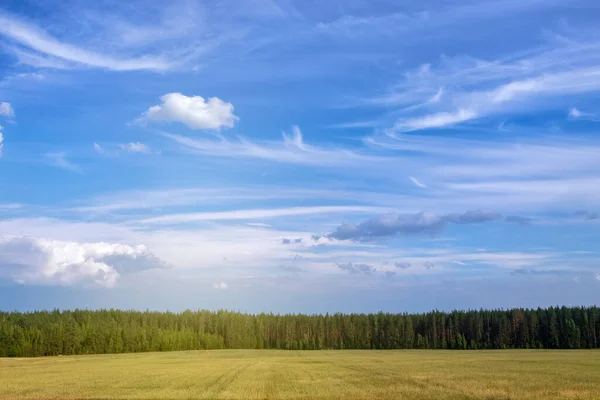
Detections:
0,236,166,288
336,263,376,275
327,210,506,241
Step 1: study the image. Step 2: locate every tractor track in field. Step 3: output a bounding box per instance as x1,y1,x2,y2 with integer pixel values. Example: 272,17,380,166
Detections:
199,361,253,398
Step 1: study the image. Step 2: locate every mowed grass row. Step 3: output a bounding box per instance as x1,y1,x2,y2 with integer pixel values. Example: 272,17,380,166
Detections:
1,350,599,399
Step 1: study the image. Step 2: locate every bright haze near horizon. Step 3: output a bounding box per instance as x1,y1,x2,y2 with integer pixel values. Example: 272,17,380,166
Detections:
0,0,599,313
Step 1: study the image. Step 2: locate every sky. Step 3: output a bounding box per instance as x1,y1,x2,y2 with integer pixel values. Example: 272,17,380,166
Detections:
0,0,599,313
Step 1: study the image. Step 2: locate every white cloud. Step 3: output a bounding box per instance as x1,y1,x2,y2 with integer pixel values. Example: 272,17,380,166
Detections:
246,222,272,228
0,102,15,118
282,125,306,150
135,205,390,225
0,236,165,287
381,38,600,132
391,109,477,132
119,142,151,153
10,48,73,69
367,133,600,212
568,107,582,118
0,12,172,71
1,216,596,286
567,106,600,122
0,203,22,210
409,176,427,188
94,142,152,156
596,273,600,282
164,128,387,167
213,282,228,289
140,93,238,130
45,152,80,172
429,88,443,104
70,186,427,215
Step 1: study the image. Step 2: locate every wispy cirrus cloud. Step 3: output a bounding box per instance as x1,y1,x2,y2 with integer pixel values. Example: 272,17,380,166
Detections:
118,142,151,153
135,205,390,225
365,133,600,212
376,36,600,132
0,12,174,71
94,142,152,155
163,125,387,166
391,109,477,132
568,106,600,122
409,176,427,188
45,152,80,172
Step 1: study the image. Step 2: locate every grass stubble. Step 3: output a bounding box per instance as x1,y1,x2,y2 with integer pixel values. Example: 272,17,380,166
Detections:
1,350,599,399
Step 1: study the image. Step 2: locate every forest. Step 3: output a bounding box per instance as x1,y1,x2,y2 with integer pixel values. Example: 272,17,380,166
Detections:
1,306,598,357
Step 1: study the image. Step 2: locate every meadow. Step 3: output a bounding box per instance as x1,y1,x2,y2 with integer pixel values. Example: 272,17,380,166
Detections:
1,350,599,399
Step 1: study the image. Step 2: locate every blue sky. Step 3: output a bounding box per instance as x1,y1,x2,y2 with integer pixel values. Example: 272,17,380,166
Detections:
1,0,599,313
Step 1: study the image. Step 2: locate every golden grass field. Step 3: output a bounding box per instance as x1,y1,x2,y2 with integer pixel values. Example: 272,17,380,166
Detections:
1,350,599,399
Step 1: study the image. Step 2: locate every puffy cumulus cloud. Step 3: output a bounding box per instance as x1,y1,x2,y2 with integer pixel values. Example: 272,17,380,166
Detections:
336,262,375,275
213,282,228,290
0,236,166,288
139,93,238,130
0,102,14,118
327,209,503,241
505,216,534,226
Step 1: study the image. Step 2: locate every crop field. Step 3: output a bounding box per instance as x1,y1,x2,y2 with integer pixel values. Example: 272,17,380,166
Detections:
1,350,599,399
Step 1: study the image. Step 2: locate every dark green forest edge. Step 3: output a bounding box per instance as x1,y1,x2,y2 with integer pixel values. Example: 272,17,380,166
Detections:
1,307,599,357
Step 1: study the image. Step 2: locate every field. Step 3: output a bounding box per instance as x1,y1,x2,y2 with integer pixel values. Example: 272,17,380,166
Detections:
1,350,599,400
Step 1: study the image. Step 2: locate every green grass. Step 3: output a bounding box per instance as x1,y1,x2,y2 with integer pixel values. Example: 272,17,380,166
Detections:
1,350,599,399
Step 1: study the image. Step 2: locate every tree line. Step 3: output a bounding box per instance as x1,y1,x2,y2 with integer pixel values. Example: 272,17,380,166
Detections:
0,306,598,357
